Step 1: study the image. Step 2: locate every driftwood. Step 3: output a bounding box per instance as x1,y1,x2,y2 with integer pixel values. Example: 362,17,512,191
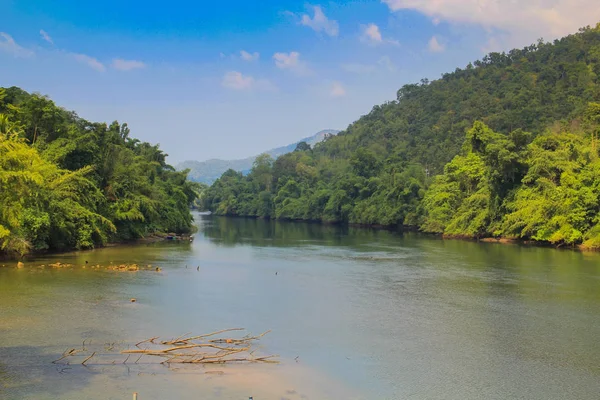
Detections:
52,348,82,364
52,329,277,366
81,352,96,365
160,328,245,345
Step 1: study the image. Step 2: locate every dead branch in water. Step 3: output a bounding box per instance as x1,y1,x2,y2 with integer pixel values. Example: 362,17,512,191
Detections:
52,328,277,367
123,343,250,354
125,329,275,364
209,330,271,344
173,354,278,364
135,336,159,348
160,328,245,345
81,352,96,365
52,348,81,364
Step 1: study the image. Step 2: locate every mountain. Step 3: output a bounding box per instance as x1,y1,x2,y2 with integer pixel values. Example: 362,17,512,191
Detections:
202,24,600,248
179,129,338,184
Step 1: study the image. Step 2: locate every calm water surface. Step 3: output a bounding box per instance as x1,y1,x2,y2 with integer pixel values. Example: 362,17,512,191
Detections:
1,214,600,399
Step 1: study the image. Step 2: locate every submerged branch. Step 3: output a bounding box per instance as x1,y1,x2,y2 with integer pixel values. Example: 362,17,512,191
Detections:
52,328,277,367
81,352,96,365
161,328,245,345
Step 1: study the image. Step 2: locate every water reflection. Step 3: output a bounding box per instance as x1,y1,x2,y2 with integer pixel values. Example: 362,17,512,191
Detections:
202,215,426,249
0,214,599,399
200,215,600,399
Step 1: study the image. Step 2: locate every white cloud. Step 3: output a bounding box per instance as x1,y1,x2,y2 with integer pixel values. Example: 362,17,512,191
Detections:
330,81,346,97
428,36,445,52
301,5,339,37
381,0,600,47
223,71,253,90
0,32,34,58
240,50,260,61
40,29,53,45
273,51,299,68
222,71,276,91
73,53,106,72
362,23,383,44
360,23,399,46
273,51,311,75
112,58,146,71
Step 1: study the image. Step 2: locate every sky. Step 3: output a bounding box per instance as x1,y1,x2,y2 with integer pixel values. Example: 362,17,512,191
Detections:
1,0,600,164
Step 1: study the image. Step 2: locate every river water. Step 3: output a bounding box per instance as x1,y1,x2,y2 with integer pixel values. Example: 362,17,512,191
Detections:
1,214,600,399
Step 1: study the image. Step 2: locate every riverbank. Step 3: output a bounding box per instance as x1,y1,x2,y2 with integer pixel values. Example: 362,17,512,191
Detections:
0,232,194,263
443,234,599,252
123,232,194,245
204,212,596,253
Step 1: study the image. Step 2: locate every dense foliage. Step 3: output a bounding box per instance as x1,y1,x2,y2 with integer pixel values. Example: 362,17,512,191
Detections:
178,130,338,184
421,116,600,249
0,87,198,256
203,24,600,248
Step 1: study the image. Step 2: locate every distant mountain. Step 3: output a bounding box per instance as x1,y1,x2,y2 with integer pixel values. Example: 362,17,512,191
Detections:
179,129,339,184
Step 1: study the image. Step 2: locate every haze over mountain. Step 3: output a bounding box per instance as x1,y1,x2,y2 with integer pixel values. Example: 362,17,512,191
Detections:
178,129,338,184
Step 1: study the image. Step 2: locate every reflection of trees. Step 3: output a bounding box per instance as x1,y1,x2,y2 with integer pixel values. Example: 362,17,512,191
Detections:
417,239,600,376
199,215,418,249
201,213,600,303
421,239,600,302
24,239,193,267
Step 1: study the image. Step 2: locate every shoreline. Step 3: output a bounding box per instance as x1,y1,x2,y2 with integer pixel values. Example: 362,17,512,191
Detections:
0,232,194,262
3,211,595,262
207,212,594,253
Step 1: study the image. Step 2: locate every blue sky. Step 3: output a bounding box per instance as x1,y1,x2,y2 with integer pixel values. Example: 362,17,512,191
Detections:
1,0,599,163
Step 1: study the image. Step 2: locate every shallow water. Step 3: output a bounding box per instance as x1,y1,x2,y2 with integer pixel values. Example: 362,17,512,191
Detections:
1,214,600,399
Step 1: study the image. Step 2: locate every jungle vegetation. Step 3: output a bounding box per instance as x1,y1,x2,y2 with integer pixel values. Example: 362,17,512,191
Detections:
203,24,600,248
0,87,198,256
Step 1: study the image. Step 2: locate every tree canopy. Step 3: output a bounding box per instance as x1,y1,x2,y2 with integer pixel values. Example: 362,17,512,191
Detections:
203,24,600,248
0,87,198,256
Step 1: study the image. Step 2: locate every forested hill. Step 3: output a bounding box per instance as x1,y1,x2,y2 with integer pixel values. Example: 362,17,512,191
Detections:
325,25,600,175
0,87,198,256
178,129,339,184
203,24,600,249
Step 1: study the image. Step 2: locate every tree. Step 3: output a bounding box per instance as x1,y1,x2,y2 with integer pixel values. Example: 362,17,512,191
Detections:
203,26,600,247
0,118,114,254
295,141,311,152
0,88,198,256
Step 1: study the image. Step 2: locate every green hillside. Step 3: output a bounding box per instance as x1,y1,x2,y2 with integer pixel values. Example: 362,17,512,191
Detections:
178,129,339,184
203,24,600,248
0,87,198,256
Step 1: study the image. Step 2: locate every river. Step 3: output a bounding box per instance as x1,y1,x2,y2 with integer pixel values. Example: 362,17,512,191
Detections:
1,213,600,399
